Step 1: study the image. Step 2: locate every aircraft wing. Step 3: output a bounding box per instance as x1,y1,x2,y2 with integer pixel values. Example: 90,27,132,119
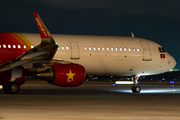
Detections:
0,12,59,72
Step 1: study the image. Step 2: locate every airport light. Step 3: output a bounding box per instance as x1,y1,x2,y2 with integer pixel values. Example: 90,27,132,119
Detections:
170,81,174,84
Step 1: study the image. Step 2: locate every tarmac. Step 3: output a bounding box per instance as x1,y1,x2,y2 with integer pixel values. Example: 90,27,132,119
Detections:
0,81,180,120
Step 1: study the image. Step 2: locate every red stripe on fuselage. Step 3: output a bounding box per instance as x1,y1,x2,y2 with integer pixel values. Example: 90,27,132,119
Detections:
2,33,24,53
0,33,23,54
0,33,27,63
9,33,30,51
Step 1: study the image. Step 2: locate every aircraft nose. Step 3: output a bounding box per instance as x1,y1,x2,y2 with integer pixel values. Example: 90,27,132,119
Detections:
169,55,176,69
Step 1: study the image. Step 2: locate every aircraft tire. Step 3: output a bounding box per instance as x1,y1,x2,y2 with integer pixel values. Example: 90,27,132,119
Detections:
131,86,135,92
132,86,141,93
3,82,20,94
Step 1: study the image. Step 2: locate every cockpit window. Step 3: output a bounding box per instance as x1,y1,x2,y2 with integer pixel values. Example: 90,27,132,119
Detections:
162,48,166,52
158,47,166,53
158,47,162,53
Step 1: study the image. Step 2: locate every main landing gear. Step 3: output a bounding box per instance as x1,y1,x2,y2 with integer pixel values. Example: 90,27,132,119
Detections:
3,82,20,94
131,76,141,93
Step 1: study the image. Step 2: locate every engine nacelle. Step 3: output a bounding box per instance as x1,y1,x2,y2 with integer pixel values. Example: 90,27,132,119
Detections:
37,63,86,87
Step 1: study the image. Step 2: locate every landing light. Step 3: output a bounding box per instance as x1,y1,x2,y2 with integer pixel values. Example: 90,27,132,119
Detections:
0,85,2,89
115,81,134,84
169,69,179,72
169,69,173,72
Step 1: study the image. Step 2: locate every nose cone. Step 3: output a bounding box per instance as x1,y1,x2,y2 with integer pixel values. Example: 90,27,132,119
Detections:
169,54,176,69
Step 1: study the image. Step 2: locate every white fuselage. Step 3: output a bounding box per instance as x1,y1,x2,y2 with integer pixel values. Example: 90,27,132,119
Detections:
22,33,176,76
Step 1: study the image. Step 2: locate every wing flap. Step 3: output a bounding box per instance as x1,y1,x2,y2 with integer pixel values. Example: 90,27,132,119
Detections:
21,52,46,60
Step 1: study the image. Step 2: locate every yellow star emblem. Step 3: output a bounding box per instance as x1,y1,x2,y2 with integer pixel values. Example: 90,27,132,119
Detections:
66,70,76,81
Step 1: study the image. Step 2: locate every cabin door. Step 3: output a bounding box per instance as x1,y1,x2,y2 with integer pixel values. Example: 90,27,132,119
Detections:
140,41,152,61
70,41,80,59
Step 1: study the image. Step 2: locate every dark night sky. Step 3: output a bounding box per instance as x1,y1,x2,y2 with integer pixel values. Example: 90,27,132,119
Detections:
1,0,180,69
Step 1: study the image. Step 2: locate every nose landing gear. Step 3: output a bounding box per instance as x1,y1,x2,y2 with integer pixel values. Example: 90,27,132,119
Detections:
131,75,141,93
132,85,141,93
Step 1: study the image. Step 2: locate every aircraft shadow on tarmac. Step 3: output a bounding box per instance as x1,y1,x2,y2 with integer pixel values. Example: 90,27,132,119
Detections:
0,84,180,95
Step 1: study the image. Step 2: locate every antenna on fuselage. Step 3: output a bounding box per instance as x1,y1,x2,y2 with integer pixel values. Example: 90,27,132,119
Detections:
131,32,135,37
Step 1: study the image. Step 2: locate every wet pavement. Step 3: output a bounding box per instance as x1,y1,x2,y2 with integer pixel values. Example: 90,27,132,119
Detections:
0,83,180,120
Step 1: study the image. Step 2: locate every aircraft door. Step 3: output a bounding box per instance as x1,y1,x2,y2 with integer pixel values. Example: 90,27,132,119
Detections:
140,41,151,61
70,41,80,59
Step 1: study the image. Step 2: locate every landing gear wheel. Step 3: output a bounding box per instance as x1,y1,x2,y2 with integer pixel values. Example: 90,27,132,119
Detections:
3,82,20,94
131,86,141,93
131,86,135,92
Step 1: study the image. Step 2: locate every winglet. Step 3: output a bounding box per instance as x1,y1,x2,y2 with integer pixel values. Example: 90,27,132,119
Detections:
33,12,50,39
0,12,58,72
33,12,58,59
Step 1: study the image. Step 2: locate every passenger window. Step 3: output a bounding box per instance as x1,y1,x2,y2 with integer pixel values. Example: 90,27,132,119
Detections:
18,45,21,48
84,46,87,50
66,46,69,50
62,46,64,50
98,47,100,51
102,47,105,51
137,48,140,52
107,47,109,51
8,45,11,48
13,45,16,48
115,47,118,51
89,47,91,50
128,48,131,51
3,44,6,48
24,45,26,49
133,48,135,51
120,47,122,51
111,47,113,51
93,47,96,50
124,48,127,51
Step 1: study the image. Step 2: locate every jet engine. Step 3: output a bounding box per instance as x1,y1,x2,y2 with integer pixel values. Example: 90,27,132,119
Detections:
37,63,85,87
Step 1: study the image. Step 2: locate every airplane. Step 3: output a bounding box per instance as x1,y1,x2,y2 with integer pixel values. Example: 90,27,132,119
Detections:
0,12,176,94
